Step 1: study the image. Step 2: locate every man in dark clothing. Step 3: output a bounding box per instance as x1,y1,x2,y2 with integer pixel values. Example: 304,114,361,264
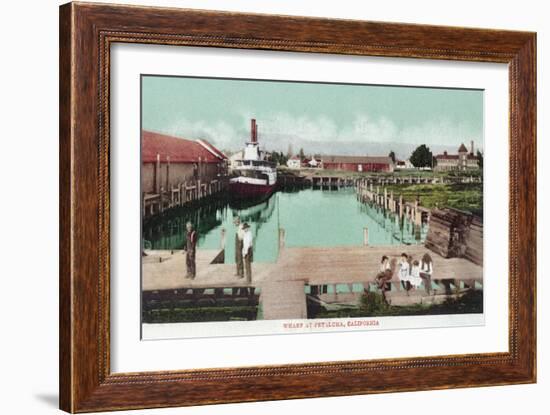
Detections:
185,222,197,279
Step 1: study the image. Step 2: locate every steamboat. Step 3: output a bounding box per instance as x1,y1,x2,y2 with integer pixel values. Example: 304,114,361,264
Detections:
229,119,277,201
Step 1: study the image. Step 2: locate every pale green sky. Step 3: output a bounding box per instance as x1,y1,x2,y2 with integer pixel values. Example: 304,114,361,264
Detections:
141,75,483,156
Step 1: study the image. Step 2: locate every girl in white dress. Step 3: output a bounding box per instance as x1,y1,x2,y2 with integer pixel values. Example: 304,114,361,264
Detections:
398,253,410,289
409,260,423,289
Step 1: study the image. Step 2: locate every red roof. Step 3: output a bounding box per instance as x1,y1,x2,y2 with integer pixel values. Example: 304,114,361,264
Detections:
142,131,227,164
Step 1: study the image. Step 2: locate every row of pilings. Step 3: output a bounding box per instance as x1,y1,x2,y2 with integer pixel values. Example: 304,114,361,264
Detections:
143,177,229,219
355,178,430,228
278,172,481,189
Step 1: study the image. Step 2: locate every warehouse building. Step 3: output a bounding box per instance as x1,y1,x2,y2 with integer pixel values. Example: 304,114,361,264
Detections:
321,155,394,173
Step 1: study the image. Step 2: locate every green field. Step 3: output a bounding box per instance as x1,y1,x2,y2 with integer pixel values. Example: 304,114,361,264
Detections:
385,182,483,216
277,167,483,216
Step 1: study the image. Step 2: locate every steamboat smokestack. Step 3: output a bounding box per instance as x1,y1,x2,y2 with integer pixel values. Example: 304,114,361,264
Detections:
471,140,474,155
251,119,257,143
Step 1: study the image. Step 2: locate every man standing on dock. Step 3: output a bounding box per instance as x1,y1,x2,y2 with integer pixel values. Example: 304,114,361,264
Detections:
242,223,253,283
234,217,244,278
184,221,197,279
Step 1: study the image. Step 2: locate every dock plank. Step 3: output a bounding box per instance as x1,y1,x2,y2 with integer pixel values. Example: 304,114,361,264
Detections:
142,245,482,290
261,280,307,320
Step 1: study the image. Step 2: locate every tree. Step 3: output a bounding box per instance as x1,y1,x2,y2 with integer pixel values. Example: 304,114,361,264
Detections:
299,148,305,161
409,145,433,168
268,151,289,166
388,150,396,164
476,150,483,169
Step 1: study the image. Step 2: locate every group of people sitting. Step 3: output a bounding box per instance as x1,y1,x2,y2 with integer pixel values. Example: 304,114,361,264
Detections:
375,252,434,293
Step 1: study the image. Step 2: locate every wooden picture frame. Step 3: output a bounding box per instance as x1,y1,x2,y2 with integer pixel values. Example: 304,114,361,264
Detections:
59,2,536,412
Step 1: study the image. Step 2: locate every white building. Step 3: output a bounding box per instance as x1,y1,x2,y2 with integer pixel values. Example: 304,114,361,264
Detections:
434,142,479,171
395,159,414,170
306,158,321,168
286,156,301,169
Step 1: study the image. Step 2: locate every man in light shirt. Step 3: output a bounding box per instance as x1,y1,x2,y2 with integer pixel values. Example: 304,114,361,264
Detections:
233,216,244,278
241,223,253,283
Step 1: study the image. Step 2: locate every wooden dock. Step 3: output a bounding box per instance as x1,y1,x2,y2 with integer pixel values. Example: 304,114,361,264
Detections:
278,173,482,188
142,177,228,218
142,242,482,320
355,179,431,227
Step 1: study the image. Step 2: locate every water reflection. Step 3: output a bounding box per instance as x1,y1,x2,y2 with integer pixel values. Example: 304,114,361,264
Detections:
142,188,427,263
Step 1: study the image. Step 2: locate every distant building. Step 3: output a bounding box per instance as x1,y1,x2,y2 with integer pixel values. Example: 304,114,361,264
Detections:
321,155,394,173
141,130,227,194
395,159,414,170
286,156,301,169
434,142,479,171
303,157,322,168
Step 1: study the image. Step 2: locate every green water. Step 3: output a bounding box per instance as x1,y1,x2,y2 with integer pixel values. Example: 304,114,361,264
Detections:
142,188,427,263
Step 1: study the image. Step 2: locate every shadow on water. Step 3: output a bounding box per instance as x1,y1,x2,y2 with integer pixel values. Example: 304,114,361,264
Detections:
143,195,230,250
359,201,428,245
142,187,427,259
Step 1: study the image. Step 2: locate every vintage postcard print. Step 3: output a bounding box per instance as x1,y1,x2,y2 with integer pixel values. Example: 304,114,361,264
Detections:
140,75,484,339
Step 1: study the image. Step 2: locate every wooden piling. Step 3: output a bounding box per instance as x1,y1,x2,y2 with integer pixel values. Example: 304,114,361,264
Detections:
142,192,146,218
279,228,286,249
220,228,226,249
363,227,369,246
414,199,421,226
155,153,160,193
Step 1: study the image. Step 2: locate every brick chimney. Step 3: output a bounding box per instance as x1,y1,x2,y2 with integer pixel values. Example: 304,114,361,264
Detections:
250,119,257,143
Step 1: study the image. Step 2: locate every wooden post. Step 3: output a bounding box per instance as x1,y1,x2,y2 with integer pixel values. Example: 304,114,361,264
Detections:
384,188,388,209
220,228,226,249
155,153,160,194
278,228,286,249
363,227,369,246
142,192,146,218
185,183,189,202
399,195,403,219
166,155,170,193
414,199,422,226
